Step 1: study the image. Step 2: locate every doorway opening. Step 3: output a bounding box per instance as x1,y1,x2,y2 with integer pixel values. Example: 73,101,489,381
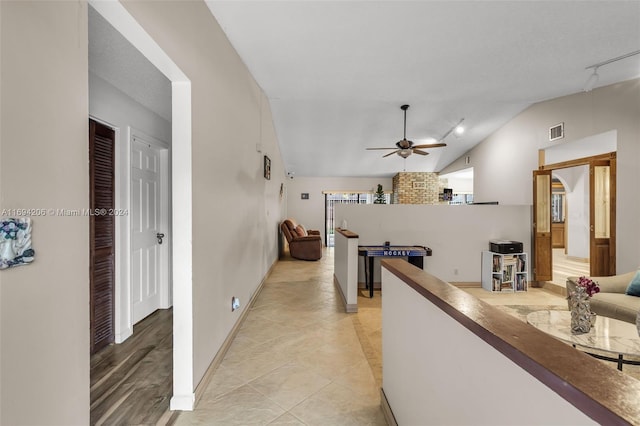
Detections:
549,173,589,286
89,0,194,413
533,152,616,288
324,191,390,247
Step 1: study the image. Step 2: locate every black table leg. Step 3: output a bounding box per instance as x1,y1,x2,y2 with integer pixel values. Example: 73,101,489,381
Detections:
368,256,374,298
408,255,424,269
362,256,368,292
618,354,624,371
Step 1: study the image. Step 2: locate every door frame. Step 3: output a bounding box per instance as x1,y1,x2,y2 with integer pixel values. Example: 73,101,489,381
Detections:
537,152,617,278
91,122,173,343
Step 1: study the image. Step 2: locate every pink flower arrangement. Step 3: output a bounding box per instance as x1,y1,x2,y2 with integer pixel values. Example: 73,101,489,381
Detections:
576,276,600,297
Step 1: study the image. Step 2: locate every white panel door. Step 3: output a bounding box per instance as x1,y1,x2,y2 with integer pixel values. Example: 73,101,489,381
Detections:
132,139,162,324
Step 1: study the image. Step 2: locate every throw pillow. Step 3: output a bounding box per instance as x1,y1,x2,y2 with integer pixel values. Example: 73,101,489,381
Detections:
294,225,306,237
625,270,640,296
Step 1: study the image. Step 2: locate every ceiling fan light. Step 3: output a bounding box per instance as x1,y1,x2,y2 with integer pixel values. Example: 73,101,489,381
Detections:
398,149,412,158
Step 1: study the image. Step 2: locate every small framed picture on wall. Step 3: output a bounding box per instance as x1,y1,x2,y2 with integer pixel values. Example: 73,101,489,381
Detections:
264,155,271,180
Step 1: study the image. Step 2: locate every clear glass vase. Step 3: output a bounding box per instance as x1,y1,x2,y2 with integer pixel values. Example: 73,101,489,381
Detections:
570,286,592,334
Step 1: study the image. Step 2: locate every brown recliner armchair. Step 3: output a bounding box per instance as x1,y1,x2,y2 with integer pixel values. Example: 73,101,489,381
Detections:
280,219,323,261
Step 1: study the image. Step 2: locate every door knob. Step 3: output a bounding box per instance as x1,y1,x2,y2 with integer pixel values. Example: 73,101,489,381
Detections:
156,233,165,244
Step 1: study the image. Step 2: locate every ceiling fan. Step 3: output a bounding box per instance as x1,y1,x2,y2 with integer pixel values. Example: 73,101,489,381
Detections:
367,104,464,158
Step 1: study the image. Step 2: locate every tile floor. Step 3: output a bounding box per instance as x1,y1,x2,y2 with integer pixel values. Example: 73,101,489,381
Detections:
462,286,567,306
172,246,616,425
174,248,387,425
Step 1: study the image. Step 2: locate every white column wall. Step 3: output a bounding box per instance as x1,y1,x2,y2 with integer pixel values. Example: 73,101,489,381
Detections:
382,267,596,426
333,231,359,312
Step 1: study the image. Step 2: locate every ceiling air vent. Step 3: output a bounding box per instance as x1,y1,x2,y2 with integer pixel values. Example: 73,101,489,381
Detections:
549,123,564,141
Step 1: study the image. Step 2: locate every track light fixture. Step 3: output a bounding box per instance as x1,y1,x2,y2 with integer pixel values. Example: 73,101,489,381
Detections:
583,68,599,92
583,50,640,92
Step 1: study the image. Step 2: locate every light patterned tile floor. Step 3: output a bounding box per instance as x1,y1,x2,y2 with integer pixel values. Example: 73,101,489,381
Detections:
174,249,387,425
173,247,601,425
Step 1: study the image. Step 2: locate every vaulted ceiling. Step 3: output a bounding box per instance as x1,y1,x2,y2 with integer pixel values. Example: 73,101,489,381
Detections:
90,2,640,178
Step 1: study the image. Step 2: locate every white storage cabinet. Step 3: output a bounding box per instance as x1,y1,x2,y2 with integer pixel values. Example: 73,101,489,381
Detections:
481,251,528,292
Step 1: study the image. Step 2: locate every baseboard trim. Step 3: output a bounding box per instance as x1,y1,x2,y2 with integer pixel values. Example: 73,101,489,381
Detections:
380,387,398,426
358,281,381,290
191,259,276,407
450,282,481,288
541,281,567,297
333,274,357,313
169,393,195,411
566,255,589,263
115,326,133,344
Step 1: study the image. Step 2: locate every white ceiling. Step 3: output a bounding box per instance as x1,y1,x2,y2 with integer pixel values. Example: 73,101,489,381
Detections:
205,1,640,178
88,6,172,122
89,2,640,178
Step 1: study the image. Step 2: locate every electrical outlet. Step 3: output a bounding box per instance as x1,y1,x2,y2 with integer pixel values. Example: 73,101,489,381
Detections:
454,268,459,276
231,297,240,311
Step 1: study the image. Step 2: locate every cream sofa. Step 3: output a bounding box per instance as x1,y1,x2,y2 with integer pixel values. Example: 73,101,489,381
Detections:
566,271,639,324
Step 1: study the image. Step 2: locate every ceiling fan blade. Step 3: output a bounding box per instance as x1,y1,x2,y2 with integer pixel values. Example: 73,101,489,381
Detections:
383,150,400,158
367,147,398,150
412,143,447,149
412,149,429,156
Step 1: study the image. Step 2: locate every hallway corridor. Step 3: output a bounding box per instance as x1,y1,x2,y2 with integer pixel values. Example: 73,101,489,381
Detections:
174,249,386,425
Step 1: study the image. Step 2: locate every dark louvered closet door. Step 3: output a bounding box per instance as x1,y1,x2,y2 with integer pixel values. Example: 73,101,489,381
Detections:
89,119,115,354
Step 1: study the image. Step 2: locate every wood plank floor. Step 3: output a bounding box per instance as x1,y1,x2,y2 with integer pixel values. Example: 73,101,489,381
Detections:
90,308,176,425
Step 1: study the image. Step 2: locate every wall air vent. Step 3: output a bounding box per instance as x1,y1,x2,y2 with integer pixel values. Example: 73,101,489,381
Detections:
549,123,564,141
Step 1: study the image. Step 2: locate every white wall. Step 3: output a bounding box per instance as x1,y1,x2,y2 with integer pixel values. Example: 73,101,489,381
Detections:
337,204,531,283
441,79,640,273
0,2,90,424
440,168,474,194
444,175,473,193
554,166,589,259
545,130,617,165
286,176,392,245
89,72,171,142
382,267,596,425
